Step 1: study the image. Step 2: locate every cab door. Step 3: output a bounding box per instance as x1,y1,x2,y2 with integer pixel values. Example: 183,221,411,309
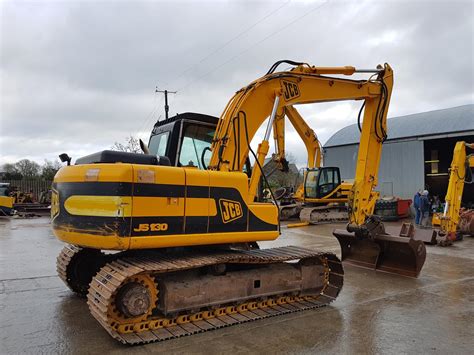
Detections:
304,167,341,199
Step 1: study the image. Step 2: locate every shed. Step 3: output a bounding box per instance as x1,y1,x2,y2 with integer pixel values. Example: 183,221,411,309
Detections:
323,104,474,202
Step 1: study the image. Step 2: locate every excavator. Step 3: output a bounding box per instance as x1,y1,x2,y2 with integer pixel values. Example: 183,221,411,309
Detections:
433,141,474,242
52,61,426,345
269,106,353,223
0,183,14,216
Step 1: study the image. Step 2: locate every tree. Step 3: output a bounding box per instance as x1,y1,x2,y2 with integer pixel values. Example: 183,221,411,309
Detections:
15,159,40,179
2,163,22,180
41,159,62,180
111,135,141,153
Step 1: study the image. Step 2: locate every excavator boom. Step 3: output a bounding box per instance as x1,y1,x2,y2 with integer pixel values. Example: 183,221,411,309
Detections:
332,65,426,277
439,141,474,239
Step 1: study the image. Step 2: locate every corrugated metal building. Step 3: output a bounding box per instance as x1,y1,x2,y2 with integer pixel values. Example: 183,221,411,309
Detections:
323,104,474,201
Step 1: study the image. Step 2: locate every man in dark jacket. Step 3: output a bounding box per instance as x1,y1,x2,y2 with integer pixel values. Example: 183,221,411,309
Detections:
413,190,421,225
420,190,430,227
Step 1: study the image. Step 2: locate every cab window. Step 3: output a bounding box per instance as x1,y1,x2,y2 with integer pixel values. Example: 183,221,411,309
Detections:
304,169,319,199
148,132,170,157
179,124,215,169
317,168,340,197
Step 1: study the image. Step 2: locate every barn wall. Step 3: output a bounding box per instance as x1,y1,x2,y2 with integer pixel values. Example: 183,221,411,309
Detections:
323,140,425,199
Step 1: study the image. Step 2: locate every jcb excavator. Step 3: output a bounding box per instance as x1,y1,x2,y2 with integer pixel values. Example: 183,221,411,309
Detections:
434,141,474,241
269,106,353,223
53,61,425,345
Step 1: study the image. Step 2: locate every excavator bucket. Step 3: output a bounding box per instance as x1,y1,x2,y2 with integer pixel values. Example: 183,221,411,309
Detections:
333,223,426,277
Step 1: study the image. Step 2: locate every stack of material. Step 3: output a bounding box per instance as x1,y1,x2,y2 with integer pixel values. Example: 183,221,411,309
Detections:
458,209,474,235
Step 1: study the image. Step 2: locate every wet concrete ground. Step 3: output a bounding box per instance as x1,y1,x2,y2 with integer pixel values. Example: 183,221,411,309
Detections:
1,216,473,354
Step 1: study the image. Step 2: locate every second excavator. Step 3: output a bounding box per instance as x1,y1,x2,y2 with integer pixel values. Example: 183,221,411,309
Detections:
434,141,474,242
52,61,426,345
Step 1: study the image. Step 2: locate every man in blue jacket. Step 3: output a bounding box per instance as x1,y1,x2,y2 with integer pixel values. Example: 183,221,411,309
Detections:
420,190,430,227
413,190,421,225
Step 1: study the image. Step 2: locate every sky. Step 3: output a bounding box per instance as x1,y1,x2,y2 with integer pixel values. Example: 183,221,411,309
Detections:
1,0,473,167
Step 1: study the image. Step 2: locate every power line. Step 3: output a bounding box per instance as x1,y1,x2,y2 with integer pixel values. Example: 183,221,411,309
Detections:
134,94,164,139
177,0,330,93
168,0,291,85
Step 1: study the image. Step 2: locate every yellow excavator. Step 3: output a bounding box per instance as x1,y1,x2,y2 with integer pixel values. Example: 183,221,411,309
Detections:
433,141,474,242
0,183,14,216
267,106,354,223
52,61,425,345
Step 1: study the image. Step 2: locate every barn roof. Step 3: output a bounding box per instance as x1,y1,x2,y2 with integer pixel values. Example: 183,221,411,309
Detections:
324,104,474,148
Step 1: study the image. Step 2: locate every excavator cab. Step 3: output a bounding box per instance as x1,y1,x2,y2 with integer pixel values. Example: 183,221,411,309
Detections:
148,112,218,168
304,167,341,200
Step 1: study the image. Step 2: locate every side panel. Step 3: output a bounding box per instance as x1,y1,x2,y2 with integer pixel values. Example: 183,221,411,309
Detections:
52,164,135,249
131,165,185,236
185,168,211,234
52,164,279,250
209,171,249,233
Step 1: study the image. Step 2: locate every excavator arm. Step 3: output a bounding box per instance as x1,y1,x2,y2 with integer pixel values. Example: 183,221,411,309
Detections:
209,63,391,203
347,70,392,229
285,106,322,169
440,141,474,239
208,61,426,277
270,105,322,171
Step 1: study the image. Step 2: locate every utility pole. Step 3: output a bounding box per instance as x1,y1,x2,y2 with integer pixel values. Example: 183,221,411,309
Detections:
155,88,177,120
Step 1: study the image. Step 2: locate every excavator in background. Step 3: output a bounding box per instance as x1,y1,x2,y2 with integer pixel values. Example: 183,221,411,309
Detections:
270,106,353,224
433,141,474,242
0,183,14,216
52,61,426,345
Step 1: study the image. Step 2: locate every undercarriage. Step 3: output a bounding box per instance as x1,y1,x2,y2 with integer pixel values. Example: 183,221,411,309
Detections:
57,244,343,345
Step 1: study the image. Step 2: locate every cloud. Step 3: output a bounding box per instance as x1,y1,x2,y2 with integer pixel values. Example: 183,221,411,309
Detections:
1,0,473,167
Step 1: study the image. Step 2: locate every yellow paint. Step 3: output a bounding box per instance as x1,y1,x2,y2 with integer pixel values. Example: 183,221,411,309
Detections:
0,196,13,209
64,195,216,218
186,198,217,217
185,168,211,217
133,196,183,217
287,222,309,228
53,228,278,250
54,164,134,183
432,213,441,227
248,203,278,226
440,142,474,235
134,165,185,185
129,230,279,249
64,195,132,217
54,228,130,249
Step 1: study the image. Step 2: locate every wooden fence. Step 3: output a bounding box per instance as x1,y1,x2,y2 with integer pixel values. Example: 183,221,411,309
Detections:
0,179,52,199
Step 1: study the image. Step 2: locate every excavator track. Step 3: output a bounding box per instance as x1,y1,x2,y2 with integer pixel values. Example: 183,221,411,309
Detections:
57,245,81,292
57,245,108,296
86,246,344,345
300,205,348,224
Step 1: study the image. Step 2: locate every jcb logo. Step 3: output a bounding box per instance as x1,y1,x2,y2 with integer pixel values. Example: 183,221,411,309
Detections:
281,80,300,101
219,199,243,223
51,189,59,220
134,223,169,232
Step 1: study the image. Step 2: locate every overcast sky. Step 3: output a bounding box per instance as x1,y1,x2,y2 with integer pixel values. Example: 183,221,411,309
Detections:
1,0,473,167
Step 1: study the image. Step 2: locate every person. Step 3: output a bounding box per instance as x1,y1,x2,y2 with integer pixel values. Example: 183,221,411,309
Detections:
413,190,421,225
420,190,430,227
